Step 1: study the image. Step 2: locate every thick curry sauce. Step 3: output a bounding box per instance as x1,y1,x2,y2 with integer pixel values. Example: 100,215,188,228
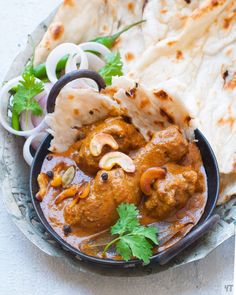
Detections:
37,117,207,259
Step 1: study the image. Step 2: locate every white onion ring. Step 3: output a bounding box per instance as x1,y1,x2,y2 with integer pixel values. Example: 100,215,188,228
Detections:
23,132,47,166
86,52,105,71
65,46,88,73
79,42,111,57
46,43,88,84
31,82,52,127
0,76,47,136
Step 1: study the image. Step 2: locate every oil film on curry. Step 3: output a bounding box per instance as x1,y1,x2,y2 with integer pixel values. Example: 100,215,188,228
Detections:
0,0,236,266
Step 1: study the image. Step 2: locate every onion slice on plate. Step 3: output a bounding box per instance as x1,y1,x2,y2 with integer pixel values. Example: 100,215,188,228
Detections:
46,43,88,84
0,76,47,136
85,52,105,71
79,42,111,57
23,132,47,166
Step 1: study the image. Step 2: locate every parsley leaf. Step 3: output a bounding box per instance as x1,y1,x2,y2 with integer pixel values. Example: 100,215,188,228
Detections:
98,52,123,86
12,72,44,130
104,203,159,264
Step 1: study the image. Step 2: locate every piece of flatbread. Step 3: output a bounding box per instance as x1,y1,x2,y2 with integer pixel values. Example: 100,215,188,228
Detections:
46,87,120,152
47,76,194,152
34,0,146,67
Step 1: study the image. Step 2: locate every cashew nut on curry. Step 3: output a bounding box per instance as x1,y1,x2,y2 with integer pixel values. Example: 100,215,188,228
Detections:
37,116,206,259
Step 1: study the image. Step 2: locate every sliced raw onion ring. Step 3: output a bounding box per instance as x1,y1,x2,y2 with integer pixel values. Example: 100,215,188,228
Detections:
46,43,88,84
65,47,88,73
23,132,47,166
79,42,111,57
31,83,52,127
0,76,47,136
84,52,105,71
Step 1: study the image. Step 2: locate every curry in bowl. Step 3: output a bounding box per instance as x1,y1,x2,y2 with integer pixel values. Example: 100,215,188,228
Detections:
36,115,207,263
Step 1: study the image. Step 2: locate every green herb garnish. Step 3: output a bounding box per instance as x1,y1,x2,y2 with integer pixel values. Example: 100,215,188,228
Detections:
12,72,44,130
92,20,145,49
103,203,158,264
99,52,123,85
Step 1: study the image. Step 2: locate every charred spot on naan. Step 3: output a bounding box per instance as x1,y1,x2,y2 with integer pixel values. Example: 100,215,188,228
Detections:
176,50,184,60
224,73,236,90
223,13,236,29
153,90,173,101
63,0,75,7
184,115,192,126
125,52,135,62
127,2,134,11
192,0,224,20
217,106,235,128
159,108,175,124
50,23,65,41
139,97,150,109
167,41,177,47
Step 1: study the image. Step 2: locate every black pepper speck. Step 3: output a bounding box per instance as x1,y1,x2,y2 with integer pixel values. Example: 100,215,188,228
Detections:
101,172,109,181
77,132,86,140
46,155,53,161
46,171,54,179
63,225,72,236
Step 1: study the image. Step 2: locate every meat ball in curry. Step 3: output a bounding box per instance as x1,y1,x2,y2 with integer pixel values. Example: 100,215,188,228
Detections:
134,125,189,173
143,163,203,220
64,168,141,233
72,117,145,175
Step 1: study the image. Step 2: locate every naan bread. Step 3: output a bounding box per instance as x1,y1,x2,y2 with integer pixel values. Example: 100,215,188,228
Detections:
36,0,236,203
34,0,146,66
46,87,120,152
47,76,194,152
111,76,194,140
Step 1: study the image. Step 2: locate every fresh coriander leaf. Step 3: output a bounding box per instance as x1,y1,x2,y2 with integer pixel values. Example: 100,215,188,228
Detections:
111,203,139,236
98,52,123,85
24,60,34,75
133,226,158,245
12,72,44,130
116,239,132,261
120,235,153,265
104,203,159,264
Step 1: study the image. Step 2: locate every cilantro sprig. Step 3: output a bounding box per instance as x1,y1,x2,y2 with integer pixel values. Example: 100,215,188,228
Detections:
99,52,123,85
103,203,159,264
12,67,44,130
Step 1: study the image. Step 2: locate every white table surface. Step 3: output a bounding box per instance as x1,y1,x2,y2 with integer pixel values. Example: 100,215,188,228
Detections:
0,1,234,294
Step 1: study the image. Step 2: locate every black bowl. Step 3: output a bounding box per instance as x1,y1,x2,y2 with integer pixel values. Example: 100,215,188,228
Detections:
30,70,220,268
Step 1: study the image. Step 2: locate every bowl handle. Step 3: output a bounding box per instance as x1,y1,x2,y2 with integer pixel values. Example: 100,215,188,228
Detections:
157,214,220,265
47,70,106,113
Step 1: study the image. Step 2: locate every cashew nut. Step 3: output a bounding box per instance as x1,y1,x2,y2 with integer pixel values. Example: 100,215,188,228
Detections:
68,182,91,208
90,133,118,156
55,185,79,205
36,173,50,201
99,152,136,173
140,167,167,195
51,175,62,187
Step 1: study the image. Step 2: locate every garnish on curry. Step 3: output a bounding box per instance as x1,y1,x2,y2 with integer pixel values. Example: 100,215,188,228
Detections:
37,116,207,263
